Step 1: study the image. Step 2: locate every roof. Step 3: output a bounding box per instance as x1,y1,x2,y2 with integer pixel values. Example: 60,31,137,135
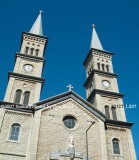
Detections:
90,24,103,50
29,11,43,36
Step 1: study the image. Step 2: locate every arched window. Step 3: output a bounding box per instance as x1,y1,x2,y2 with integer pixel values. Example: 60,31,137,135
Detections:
104,105,110,119
23,91,30,105
112,138,120,154
25,47,29,54
14,89,22,104
111,106,117,120
89,84,93,94
35,49,39,56
97,63,100,70
102,64,105,71
106,65,109,72
9,123,20,141
30,48,34,55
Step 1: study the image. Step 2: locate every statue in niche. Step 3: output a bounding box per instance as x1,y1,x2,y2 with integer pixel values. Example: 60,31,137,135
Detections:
68,135,75,160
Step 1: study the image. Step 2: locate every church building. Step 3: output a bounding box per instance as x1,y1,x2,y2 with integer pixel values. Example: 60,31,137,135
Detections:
0,12,137,160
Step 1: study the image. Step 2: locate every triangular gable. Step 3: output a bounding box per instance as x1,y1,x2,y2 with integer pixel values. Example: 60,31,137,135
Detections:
34,91,106,122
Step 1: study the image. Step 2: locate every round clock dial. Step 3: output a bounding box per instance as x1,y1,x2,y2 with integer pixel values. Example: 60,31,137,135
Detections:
102,80,111,89
23,64,34,72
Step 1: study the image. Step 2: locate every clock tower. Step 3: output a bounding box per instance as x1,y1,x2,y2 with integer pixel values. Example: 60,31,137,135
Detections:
4,11,48,105
83,25,126,121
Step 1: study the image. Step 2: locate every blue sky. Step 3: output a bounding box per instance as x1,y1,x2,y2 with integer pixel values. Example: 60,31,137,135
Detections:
0,0,139,158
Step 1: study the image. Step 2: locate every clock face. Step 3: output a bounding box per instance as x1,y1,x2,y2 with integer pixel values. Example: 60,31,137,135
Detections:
102,80,111,89
23,64,34,72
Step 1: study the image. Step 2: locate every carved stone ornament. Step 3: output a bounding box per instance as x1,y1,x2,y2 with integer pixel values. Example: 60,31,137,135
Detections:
68,135,75,160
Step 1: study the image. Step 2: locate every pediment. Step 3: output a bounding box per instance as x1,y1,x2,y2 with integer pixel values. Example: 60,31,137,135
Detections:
35,91,106,122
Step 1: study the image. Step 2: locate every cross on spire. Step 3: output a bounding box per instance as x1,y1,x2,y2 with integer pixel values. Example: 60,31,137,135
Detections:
67,84,74,91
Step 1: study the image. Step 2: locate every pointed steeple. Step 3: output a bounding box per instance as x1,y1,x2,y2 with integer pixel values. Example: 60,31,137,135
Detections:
90,24,103,50
29,10,43,36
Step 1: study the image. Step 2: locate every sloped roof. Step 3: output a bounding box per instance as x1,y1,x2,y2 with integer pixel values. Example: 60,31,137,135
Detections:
90,24,103,50
29,11,43,36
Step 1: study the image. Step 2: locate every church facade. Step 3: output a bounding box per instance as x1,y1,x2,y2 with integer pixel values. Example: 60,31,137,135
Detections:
0,12,137,160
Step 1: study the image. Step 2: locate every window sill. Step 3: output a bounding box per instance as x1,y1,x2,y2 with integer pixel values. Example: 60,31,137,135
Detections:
112,154,123,157
7,140,20,144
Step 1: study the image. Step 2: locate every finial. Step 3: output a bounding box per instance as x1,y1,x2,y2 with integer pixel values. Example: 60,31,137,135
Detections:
92,24,95,28
67,84,74,91
39,10,43,14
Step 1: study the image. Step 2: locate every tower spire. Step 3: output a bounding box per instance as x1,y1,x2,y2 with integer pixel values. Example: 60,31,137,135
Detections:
90,24,103,50
29,10,43,36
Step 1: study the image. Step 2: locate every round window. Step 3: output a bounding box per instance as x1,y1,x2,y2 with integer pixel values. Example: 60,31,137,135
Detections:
63,116,77,129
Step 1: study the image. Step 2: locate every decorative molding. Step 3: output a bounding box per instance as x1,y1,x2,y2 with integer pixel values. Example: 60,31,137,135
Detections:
106,119,133,128
42,98,98,121
42,99,72,112
98,73,113,79
107,126,126,132
22,32,48,41
87,89,124,102
101,95,118,100
21,57,39,63
8,72,44,83
16,53,45,62
83,48,113,66
5,110,32,117
84,69,118,87
93,52,112,59
35,91,106,121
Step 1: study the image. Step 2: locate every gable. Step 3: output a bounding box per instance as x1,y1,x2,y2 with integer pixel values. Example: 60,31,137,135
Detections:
35,91,106,122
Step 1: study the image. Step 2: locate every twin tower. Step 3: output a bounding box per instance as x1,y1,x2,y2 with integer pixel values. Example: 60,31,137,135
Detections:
4,12,126,122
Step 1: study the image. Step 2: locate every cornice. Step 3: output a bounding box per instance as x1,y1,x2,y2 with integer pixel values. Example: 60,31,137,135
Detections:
0,101,34,113
8,72,45,84
22,32,48,39
83,48,114,66
84,69,118,87
16,53,46,62
87,89,124,102
105,119,133,128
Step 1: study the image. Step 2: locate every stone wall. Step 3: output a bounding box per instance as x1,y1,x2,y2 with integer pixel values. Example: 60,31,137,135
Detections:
0,109,33,160
106,125,136,160
35,98,107,160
